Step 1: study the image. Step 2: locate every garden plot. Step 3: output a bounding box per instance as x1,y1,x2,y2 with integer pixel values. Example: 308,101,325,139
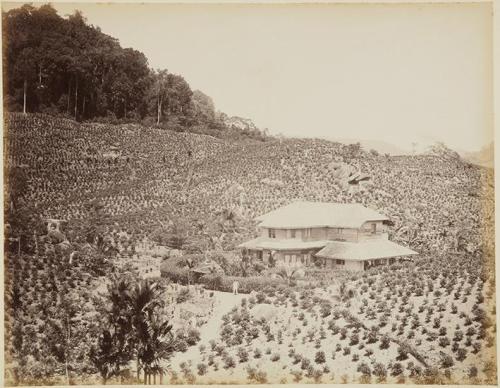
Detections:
164,255,496,385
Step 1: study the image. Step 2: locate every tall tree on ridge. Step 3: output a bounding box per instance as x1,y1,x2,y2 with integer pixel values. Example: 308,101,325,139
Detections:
154,69,169,125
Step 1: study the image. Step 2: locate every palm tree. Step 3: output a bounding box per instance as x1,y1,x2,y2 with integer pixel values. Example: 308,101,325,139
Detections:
338,281,357,302
273,265,305,285
181,255,198,286
138,310,175,384
128,279,163,382
89,329,116,384
239,248,251,277
93,276,134,383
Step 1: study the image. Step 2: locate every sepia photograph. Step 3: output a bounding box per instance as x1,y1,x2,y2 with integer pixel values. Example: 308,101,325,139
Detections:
1,1,496,386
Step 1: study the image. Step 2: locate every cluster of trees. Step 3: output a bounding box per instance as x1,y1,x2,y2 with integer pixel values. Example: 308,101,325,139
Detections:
2,4,268,141
91,276,174,384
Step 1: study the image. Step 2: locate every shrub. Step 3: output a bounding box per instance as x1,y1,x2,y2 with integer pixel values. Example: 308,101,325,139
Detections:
440,353,454,368
380,335,390,349
247,367,267,383
314,351,326,364
248,326,259,339
186,328,201,345
271,353,280,362
367,327,378,343
456,348,467,362
214,344,225,356
453,330,464,342
197,363,207,376
175,338,188,352
237,347,249,363
160,258,191,284
300,358,311,370
176,288,191,303
253,348,262,359
373,363,387,380
438,337,450,348
223,355,235,369
200,275,285,293
290,370,303,383
397,343,410,360
292,353,302,364
391,362,403,376
357,362,371,376
343,347,351,355
320,302,332,317
313,369,323,383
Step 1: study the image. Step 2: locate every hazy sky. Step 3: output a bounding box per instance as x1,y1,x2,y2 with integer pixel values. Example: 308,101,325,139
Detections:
3,2,493,152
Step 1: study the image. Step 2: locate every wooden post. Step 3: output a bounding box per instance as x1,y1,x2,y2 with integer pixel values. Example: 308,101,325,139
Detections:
67,82,71,112
74,77,78,120
65,315,70,385
23,79,27,115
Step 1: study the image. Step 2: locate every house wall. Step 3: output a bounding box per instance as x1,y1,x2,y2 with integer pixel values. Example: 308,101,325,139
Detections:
259,221,388,243
345,260,365,271
325,258,365,271
358,221,388,241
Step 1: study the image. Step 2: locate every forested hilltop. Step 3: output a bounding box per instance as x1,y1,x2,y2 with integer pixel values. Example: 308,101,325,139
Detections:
2,4,268,141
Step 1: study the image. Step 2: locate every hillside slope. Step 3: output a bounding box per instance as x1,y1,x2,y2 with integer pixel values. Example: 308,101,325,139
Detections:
5,113,494,260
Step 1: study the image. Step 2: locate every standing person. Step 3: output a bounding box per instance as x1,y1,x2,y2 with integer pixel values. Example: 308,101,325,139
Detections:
232,280,240,295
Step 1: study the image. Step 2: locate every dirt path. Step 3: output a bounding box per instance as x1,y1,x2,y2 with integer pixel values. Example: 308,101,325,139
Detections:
166,290,245,370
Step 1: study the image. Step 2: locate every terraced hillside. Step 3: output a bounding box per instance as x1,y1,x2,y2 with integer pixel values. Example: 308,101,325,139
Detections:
5,113,493,259
4,113,496,385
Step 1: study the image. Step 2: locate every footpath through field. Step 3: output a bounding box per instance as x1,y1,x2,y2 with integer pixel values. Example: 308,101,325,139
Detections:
166,290,245,369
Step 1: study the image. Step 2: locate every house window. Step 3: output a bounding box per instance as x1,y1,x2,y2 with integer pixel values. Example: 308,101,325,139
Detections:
291,229,296,238
336,259,345,265
268,229,276,238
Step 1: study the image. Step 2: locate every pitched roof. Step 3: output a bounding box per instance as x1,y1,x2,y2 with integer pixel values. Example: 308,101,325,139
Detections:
256,201,390,229
316,239,418,261
192,260,224,275
238,236,329,251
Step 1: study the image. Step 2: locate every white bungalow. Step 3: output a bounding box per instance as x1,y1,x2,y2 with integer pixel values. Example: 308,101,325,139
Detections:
239,201,417,271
